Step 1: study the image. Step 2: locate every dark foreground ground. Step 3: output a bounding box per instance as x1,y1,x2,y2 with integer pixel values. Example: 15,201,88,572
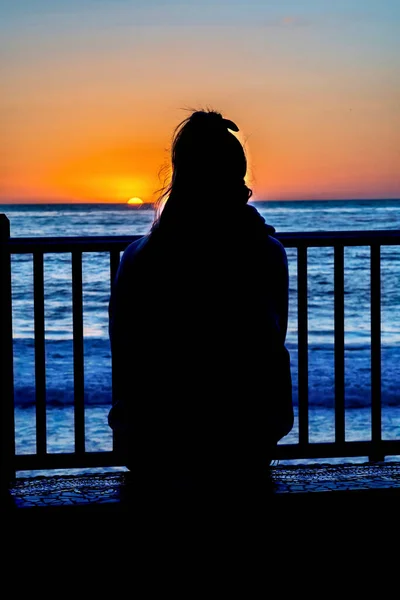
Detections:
4,461,400,536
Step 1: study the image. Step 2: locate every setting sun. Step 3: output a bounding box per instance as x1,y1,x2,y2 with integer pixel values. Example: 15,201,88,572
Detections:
127,197,144,205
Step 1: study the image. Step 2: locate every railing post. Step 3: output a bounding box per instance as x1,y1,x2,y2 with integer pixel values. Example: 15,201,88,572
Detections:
297,245,309,446
334,245,345,444
0,214,16,498
370,243,383,462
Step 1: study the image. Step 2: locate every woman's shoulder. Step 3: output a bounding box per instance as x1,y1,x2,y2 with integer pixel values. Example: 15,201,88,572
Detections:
120,234,151,267
264,230,287,258
244,204,287,263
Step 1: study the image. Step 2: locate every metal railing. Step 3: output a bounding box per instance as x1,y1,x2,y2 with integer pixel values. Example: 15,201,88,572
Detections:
1,213,400,482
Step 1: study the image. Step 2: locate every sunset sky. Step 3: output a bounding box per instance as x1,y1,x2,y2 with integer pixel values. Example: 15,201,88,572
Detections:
1,0,399,204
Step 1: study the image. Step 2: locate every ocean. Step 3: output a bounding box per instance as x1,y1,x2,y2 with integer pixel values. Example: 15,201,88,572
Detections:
1,199,400,473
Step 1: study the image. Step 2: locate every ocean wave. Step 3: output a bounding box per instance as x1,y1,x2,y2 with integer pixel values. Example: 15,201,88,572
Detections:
10,337,400,409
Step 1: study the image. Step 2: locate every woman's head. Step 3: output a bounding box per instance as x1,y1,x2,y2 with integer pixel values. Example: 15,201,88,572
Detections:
153,108,252,224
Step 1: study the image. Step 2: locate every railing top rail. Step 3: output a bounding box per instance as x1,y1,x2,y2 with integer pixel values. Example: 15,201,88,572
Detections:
6,235,143,253
277,229,400,247
4,229,400,253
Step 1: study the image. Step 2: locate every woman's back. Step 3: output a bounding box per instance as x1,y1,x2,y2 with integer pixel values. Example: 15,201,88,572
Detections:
109,201,293,484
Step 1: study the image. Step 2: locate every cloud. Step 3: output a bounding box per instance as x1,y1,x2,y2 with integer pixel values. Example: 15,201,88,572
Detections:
280,16,308,27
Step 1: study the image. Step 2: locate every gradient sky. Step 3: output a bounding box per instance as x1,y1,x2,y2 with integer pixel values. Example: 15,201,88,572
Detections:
1,0,399,203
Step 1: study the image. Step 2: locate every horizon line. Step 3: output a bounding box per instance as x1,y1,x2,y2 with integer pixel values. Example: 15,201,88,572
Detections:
1,197,399,206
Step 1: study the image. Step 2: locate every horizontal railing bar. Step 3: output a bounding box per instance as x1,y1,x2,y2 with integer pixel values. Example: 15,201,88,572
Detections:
7,229,400,253
8,236,142,253
276,440,400,460
13,439,400,471
278,230,400,247
14,452,127,471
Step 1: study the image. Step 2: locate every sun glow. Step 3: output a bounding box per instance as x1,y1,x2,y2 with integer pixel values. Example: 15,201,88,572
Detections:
127,197,144,205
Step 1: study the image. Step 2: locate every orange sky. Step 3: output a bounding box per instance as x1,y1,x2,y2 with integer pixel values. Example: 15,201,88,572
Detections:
1,2,399,204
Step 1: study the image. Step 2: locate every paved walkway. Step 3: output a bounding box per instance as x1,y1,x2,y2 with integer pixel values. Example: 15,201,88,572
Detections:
7,461,400,509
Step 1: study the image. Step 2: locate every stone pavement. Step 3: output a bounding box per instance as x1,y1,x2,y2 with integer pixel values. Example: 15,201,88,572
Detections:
7,461,400,510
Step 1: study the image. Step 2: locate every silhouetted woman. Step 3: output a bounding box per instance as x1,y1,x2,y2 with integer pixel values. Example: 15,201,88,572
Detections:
108,108,293,500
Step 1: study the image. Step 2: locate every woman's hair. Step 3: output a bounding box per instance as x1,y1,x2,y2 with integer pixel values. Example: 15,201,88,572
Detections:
152,108,252,227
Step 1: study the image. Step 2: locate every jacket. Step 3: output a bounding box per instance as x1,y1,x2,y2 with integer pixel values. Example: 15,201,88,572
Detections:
108,202,293,480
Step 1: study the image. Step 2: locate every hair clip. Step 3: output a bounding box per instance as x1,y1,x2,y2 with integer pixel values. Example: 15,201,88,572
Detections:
222,118,239,132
